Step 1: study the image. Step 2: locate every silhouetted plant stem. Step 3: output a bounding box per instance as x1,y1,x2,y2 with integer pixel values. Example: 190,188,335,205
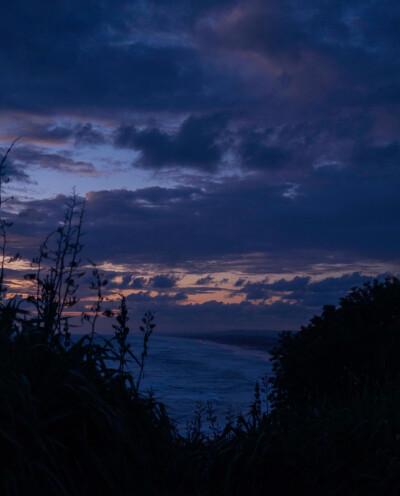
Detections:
206,401,220,438
83,261,107,356
0,138,19,300
112,295,139,376
26,191,86,342
137,310,155,389
58,193,86,325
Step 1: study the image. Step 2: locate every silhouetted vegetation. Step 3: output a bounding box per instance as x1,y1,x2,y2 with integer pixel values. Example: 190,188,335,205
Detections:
1,147,400,495
193,277,400,495
269,277,400,412
0,192,178,496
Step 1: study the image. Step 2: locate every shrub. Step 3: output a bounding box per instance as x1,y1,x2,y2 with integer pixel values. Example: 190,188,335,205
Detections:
269,276,400,411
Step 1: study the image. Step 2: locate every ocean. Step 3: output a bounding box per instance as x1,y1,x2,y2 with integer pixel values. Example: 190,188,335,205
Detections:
127,335,274,429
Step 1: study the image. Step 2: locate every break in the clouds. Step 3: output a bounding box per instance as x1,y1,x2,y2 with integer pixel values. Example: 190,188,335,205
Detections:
0,0,399,332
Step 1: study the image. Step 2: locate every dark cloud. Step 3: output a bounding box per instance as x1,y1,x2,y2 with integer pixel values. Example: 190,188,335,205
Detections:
1,0,399,125
104,274,132,290
352,141,400,171
3,185,397,332
196,0,400,135
8,166,400,270
115,113,229,171
0,150,31,183
4,44,205,113
308,272,376,294
196,275,214,285
126,290,187,303
148,274,179,289
202,2,305,62
131,277,147,289
0,0,243,115
235,275,314,301
2,0,400,183
73,123,106,146
294,272,387,308
238,272,388,309
240,136,291,170
112,274,179,290
29,125,74,142
10,146,96,175
243,282,269,301
265,276,311,292
130,186,202,204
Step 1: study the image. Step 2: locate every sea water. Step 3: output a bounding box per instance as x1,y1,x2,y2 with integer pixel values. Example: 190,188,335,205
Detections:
127,335,273,429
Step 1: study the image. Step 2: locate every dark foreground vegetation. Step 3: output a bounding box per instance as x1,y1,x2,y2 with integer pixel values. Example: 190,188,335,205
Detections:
1,159,400,495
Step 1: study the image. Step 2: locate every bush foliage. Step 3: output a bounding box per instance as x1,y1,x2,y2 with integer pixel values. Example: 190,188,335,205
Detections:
269,276,400,411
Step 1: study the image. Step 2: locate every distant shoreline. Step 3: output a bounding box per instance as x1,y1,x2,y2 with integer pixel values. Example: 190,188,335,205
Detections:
165,330,284,352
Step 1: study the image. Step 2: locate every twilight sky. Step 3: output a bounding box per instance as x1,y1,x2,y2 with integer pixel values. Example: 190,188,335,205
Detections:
1,0,399,333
